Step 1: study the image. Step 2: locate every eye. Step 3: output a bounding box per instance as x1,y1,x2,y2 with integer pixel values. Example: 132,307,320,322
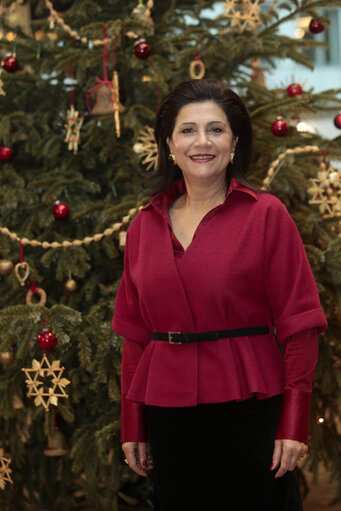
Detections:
210,127,223,133
181,127,194,134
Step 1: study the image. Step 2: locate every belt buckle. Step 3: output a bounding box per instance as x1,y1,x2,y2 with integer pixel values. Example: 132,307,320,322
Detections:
168,332,182,344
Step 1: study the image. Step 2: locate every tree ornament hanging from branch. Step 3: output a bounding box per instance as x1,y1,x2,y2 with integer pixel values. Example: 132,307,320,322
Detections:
0,71,6,96
64,105,84,154
224,0,263,32
132,0,154,25
133,126,158,171
22,355,70,411
189,54,206,80
0,449,13,490
86,26,121,137
308,161,341,217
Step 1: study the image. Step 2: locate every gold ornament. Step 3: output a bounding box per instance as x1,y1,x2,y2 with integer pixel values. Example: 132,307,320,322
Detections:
34,29,46,41
189,56,206,80
64,105,84,154
22,354,70,411
112,71,121,138
25,287,47,306
65,279,77,292
14,261,30,286
0,71,6,97
44,428,69,457
224,0,263,32
308,165,341,217
13,393,24,409
0,449,13,490
134,126,158,171
0,351,15,366
119,231,127,248
90,84,125,116
251,58,265,86
132,0,154,25
0,260,13,276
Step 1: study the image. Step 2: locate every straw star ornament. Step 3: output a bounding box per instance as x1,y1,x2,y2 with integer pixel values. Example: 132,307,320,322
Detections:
224,0,263,32
308,167,341,217
133,126,158,171
22,354,70,411
0,449,13,490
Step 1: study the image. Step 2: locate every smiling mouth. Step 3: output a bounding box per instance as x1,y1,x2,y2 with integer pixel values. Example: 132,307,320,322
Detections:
190,154,216,162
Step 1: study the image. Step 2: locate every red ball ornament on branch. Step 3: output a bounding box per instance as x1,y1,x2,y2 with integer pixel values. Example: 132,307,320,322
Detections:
2,56,19,72
37,330,57,351
0,147,13,161
333,113,341,129
287,83,302,97
309,20,325,34
53,201,70,220
134,39,151,60
271,118,289,137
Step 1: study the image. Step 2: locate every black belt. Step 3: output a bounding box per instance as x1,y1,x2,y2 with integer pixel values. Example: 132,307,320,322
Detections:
151,326,270,345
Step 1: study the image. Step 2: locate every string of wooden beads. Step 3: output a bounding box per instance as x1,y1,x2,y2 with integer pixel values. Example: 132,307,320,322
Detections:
262,145,320,189
0,207,143,249
45,0,111,46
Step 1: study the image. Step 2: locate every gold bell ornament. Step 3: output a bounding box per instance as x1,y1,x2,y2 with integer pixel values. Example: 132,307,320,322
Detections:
65,278,78,292
90,84,125,116
44,428,69,457
0,351,15,366
0,259,13,276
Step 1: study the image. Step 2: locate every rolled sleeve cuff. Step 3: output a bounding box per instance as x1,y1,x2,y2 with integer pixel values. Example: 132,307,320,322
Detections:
111,315,151,345
121,398,148,443
276,308,327,346
275,389,311,444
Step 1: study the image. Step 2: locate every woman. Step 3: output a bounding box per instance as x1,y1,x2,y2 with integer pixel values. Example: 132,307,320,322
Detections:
112,79,327,510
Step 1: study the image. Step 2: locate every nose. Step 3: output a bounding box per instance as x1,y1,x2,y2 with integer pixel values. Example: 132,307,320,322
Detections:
194,128,211,146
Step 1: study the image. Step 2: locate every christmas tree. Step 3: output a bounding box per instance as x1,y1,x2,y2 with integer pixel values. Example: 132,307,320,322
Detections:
0,0,341,509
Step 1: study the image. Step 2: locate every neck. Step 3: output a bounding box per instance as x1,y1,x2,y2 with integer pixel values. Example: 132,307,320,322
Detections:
182,176,228,212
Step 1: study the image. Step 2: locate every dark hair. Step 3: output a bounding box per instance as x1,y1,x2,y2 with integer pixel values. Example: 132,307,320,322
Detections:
149,79,265,196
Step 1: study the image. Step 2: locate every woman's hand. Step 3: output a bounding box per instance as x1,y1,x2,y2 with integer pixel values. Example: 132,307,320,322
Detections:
122,441,153,477
270,439,307,478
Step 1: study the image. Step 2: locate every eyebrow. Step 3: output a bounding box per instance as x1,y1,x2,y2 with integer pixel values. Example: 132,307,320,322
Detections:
179,121,226,126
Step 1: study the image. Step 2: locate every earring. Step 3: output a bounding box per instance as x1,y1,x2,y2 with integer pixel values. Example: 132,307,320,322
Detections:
169,153,176,162
229,152,235,164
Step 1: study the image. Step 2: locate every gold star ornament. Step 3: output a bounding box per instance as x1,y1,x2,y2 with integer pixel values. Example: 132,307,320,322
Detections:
224,0,263,32
308,166,341,217
133,126,158,172
0,449,13,490
22,354,70,411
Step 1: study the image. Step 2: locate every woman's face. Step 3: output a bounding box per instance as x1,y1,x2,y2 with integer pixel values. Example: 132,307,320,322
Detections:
167,100,237,184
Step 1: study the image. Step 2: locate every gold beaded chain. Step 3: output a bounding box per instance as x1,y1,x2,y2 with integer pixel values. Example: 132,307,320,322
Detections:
45,0,112,46
262,145,320,189
0,207,143,249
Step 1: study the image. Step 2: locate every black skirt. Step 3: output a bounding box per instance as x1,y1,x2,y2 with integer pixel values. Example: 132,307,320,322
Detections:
147,395,303,511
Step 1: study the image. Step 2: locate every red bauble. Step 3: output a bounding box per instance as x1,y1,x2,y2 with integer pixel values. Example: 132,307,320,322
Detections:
0,147,13,161
2,56,19,72
287,83,302,97
53,201,70,220
37,330,57,351
271,118,289,137
334,113,341,129
309,20,325,34
134,40,151,60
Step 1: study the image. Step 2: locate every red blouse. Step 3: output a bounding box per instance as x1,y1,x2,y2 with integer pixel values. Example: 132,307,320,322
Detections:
112,177,327,444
